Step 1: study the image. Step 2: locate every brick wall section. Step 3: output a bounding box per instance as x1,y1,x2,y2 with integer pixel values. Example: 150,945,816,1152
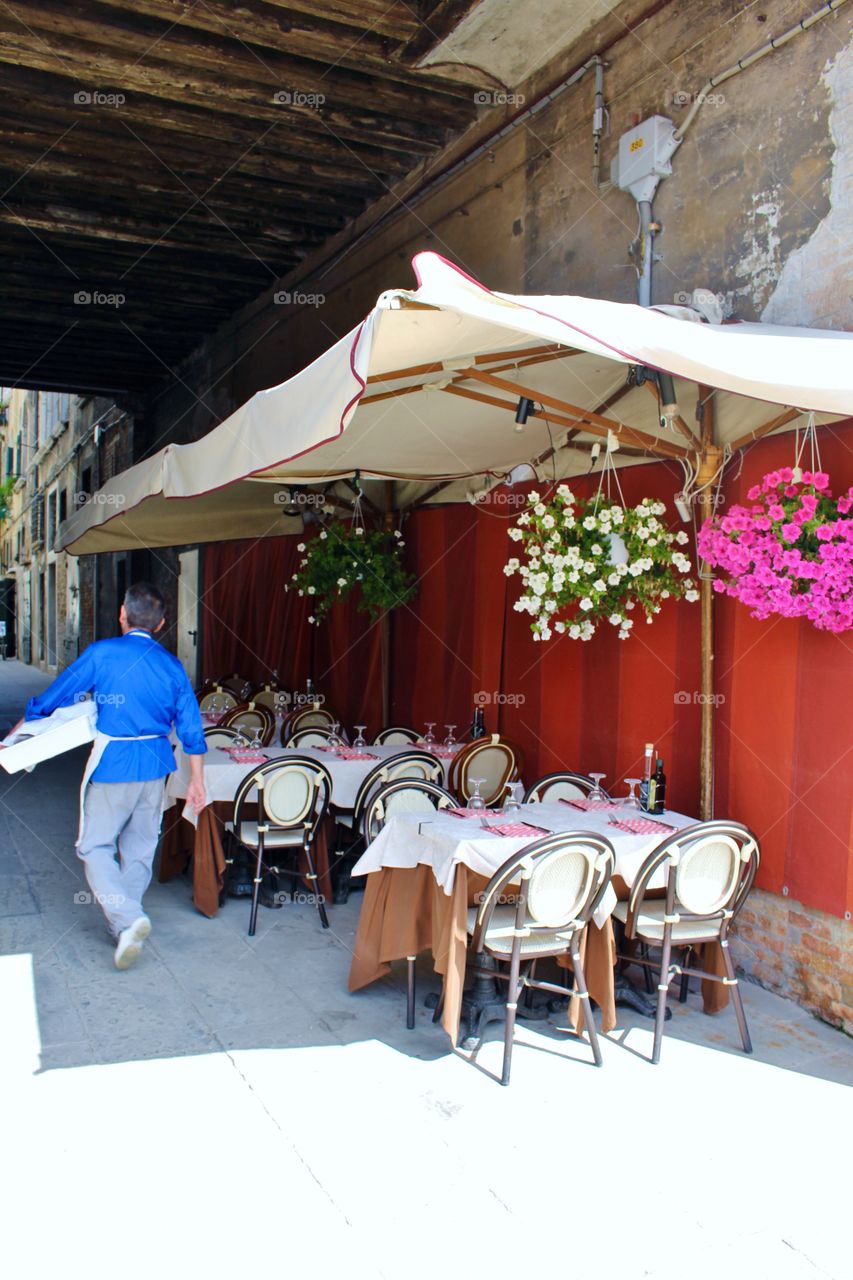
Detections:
733,889,852,1035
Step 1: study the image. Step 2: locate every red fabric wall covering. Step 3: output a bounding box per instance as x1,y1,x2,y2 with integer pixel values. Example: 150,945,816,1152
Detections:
201,423,853,919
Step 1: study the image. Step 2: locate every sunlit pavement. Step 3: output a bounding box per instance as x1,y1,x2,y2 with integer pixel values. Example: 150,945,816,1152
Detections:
1,659,850,1280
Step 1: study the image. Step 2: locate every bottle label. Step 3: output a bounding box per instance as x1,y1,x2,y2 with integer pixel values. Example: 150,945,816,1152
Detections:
647,779,657,810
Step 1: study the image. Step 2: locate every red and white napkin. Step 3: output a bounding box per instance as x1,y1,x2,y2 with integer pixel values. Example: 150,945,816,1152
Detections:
418,742,457,759
335,748,377,761
561,796,616,812
608,815,675,835
447,806,486,819
226,750,268,764
484,821,548,838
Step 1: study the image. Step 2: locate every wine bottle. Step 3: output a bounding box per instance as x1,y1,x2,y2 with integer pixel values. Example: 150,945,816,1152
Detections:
470,705,486,739
639,742,654,811
647,758,667,815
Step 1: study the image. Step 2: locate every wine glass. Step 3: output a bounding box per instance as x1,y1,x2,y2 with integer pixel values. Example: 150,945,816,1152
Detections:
444,724,457,747
234,730,250,749
589,773,606,802
353,725,367,747
624,777,641,809
468,777,487,811
330,721,342,747
208,695,221,719
503,780,523,814
423,722,436,745
249,726,263,750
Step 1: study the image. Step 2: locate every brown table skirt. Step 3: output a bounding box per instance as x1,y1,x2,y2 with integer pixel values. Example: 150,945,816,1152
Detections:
158,801,334,918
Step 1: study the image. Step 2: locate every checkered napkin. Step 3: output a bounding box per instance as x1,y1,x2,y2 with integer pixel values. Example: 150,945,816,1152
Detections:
226,750,268,764
484,821,548,838
608,816,675,835
201,713,222,725
417,743,457,758
561,797,615,812
447,806,486,819
334,748,377,761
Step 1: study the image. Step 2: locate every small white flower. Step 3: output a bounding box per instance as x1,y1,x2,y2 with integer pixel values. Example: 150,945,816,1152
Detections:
591,543,602,555
542,513,555,529
569,624,581,639
568,570,580,584
607,572,620,586
554,620,566,634
563,513,576,528
518,513,531,526
355,527,364,536
308,615,315,623
594,579,606,591
337,577,348,588
608,613,622,626
298,589,304,597
319,531,327,541
625,600,635,610
579,597,593,611
508,527,523,542
307,586,316,595
661,589,670,599
676,530,689,545
393,529,402,539
297,542,306,552
583,516,597,531
527,490,540,503
534,502,546,517
685,588,700,602
647,538,658,547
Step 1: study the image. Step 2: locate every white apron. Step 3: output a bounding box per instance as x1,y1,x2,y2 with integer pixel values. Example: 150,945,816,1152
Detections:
76,730,165,847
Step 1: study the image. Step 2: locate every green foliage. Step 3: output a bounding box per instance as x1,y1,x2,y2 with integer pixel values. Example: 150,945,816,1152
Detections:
286,522,416,624
0,476,16,523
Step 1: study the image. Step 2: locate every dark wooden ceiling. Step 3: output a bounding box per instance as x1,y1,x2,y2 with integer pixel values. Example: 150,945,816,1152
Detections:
0,0,481,394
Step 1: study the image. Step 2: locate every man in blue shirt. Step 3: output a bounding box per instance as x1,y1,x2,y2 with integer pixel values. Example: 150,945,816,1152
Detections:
7,582,207,969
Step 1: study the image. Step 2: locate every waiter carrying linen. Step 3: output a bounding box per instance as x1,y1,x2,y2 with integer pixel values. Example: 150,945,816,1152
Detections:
6,582,207,969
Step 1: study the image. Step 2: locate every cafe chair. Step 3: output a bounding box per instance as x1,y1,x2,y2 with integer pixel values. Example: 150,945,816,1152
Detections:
524,771,609,803
232,755,333,936
220,701,276,746
449,735,524,807
219,673,253,700
289,726,336,747
203,725,243,748
613,820,760,1065
281,702,338,744
198,685,239,714
251,684,289,715
333,750,444,903
372,726,420,745
362,778,456,1028
464,831,615,1085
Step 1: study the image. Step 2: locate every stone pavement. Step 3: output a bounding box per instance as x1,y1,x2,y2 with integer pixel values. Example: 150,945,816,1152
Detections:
0,658,850,1280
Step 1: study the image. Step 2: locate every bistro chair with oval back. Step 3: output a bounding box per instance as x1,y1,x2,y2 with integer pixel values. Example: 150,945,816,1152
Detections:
372,726,421,746
288,726,337,748
220,701,277,746
231,756,333,935
524,771,611,803
197,685,239,715
459,830,616,1085
203,725,243,749
333,749,444,903
449,735,524,807
281,702,340,745
361,777,457,1028
613,820,760,1064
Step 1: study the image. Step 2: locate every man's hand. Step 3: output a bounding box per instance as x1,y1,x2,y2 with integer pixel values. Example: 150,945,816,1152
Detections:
186,753,206,814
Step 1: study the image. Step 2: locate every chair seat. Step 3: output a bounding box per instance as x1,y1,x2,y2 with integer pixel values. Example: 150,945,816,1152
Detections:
238,821,305,849
612,900,723,942
466,905,580,956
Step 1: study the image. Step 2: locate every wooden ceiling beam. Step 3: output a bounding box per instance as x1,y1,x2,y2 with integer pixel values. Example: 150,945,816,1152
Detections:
729,407,800,454
642,380,702,449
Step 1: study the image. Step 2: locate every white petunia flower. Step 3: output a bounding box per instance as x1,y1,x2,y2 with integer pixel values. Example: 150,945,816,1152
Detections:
676,530,689,545
583,516,597,530
508,526,523,541
527,490,540,503
608,613,622,626
297,543,306,552
542,513,555,529
307,586,316,595
607,572,620,586
308,615,315,623
685,588,700,602
579,597,593,610
569,624,581,639
337,577,348,588
594,579,606,591
591,543,602,555
319,531,327,540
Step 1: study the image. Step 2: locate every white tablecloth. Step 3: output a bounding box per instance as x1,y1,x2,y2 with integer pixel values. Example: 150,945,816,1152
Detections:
350,801,698,927
165,743,450,826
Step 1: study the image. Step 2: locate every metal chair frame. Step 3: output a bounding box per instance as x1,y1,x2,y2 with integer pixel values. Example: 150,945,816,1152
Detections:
372,726,421,745
614,820,760,1064
288,726,336,747
465,831,615,1084
203,725,242,748
280,703,338,745
232,755,333,936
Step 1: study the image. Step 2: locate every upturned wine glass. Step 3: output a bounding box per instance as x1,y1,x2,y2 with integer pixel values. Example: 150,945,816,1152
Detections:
444,724,457,747
468,777,487,811
423,722,436,745
353,725,367,747
624,778,641,809
589,773,606,802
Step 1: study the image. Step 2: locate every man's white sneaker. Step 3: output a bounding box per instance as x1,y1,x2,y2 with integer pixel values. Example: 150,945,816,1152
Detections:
114,916,151,970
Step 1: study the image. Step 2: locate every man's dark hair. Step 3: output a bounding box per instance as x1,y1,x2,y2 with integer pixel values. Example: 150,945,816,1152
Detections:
124,581,165,632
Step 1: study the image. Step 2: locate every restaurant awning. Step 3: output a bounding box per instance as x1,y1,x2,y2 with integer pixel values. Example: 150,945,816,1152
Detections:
59,252,853,555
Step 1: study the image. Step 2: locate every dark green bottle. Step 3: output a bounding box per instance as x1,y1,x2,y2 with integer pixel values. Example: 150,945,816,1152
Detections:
647,758,667,815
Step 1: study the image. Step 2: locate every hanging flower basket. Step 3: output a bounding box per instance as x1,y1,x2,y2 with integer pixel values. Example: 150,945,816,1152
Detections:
286,523,416,625
698,468,853,633
505,485,698,641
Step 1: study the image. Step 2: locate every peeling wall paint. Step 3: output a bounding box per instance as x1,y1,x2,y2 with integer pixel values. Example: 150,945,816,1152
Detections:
762,36,853,328
733,193,783,315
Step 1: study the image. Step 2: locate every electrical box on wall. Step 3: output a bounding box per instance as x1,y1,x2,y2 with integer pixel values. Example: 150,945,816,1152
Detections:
611,115,679,203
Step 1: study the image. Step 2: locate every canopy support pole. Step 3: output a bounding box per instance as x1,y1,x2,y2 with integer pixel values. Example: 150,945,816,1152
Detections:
381,481,394,727
696,387,721,820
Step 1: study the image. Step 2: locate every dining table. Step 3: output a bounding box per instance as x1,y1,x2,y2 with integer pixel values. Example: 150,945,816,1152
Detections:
347,799,729,1045
157,741,455,916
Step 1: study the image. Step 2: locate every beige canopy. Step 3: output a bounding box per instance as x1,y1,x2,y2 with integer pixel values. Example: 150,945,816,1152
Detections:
60,252,853,554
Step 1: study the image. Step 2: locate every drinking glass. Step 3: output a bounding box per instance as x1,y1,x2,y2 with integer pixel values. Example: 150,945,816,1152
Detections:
624,778,641,809
208,696,221,718
353,725,367,747
234,731,249,749
423,722,436,745
249,727,263,750
468,777,487,811
330,721,342,747
589,773,606,802
504,780,524,814
444,724,457,747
